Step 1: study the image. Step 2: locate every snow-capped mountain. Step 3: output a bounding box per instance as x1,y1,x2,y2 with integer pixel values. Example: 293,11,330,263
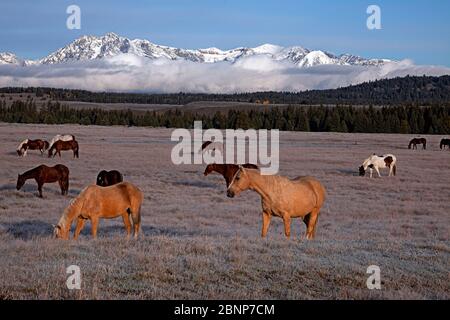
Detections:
0,32,390,67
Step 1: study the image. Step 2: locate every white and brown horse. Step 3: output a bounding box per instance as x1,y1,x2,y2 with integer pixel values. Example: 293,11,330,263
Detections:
17,139,50,156
49,134,75,149
227,167,326,240
53,182,143,240
359,154,397,178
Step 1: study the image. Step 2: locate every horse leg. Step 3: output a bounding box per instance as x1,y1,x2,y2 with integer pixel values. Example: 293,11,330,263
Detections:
58,179,65,195
306,209,319,240
282,214,291,238
74,217,86,239
121,213,132,239
132,211,141,240
375,167,381,177
90,217,99,239
37,180,43,198
369,168,373,178
261,211,271,238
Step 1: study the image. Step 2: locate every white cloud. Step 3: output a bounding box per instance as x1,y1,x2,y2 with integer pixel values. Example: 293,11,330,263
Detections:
0,55,449,93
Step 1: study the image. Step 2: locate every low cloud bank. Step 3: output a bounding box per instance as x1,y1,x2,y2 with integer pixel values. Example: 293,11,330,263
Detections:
0,55,449,93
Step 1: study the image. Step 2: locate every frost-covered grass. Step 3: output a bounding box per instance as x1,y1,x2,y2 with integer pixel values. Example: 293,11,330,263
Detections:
0,123,448,299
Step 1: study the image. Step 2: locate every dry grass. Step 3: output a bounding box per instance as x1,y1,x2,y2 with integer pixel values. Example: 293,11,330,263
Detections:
0,123,448,299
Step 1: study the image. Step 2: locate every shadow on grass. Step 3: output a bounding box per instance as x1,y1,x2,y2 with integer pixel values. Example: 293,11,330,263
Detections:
5,220,53,240
172,180,220,189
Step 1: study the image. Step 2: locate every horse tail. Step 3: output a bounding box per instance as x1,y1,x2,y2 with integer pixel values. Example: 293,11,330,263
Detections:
43,141,50,150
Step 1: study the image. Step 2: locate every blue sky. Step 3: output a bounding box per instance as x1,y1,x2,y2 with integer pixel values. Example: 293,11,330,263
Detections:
0,0,449,66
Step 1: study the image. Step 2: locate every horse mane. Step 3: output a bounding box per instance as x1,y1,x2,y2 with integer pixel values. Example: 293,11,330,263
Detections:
58,186,90,229
17,139,29,150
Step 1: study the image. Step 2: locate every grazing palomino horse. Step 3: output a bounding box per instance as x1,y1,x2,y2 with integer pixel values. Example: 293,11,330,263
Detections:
48,140,79,158
53,182,143,240
359,154,397,178
408,138,426,150
227,167,326,240
17,139,49,156
49,134,75,149
204,163,259,187
16,164,69,198
440,138,450,150
96,170,123,187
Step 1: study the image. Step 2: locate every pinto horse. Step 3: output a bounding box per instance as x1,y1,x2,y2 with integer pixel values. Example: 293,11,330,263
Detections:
53,182,143,240
17,139,49,156
440,138,450,150
96,170,123,187
359,154,397,178
16,164,69,198
408,138,426,150
204,163,259,187
48,140,79,158
49,134,75,149
226,167,326,240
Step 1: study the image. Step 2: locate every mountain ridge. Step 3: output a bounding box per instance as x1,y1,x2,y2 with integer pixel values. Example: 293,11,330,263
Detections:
0,32,390,67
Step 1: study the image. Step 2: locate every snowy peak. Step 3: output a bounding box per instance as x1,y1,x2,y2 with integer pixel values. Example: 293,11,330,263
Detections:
1,33,391,67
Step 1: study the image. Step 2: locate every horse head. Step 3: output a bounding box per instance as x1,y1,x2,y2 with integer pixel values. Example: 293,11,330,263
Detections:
16,174,25,190
358,166,366,176
227,166,250,198
52,224,69,240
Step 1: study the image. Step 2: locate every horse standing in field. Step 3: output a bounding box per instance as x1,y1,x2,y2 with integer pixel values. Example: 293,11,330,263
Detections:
16,164,69,198
359,154,397,178
49,134,75,149
408,138,426,150
204,163,259,187
17,139,49,156
48,140,79,158
440,138,450,150
226,166,326,240
96,170,123,187
53,182,143,240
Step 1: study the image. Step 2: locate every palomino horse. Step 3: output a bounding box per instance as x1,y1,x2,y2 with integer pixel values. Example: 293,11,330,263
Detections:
16,164,69,198
359,154,397,178
204,163,259,187
49,134,75,149
408,138,426,150
17,139,49,156
96,170,123,187
227,167,326,240
48,140,79,158
440,138,450,150
53,182,143,240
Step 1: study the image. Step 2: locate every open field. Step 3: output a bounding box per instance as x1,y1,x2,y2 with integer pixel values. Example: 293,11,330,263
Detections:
0,123,448,299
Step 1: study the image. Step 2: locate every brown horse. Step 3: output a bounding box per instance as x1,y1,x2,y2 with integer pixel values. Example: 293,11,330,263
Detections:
440,138,450,150
48,140,79,158
16,164,69,198
96,170,124,187
227,167,326,240
53,182,143,240
408,138,426,150
204,163,259,187
17,139,49,156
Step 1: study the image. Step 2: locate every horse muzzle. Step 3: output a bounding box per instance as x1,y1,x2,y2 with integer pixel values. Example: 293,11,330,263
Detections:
227,190,235,198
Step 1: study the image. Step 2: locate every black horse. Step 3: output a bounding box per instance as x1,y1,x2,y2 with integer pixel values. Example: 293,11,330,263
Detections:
96,170,123,187
440,138,450,150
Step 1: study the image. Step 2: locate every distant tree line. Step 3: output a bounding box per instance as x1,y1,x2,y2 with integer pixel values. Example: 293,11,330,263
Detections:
1,75,449,105
1,100,449,134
